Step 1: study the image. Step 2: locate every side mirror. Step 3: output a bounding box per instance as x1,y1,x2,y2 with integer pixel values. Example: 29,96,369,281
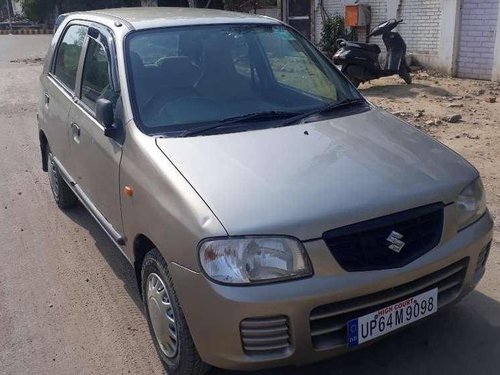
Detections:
96,98,117,137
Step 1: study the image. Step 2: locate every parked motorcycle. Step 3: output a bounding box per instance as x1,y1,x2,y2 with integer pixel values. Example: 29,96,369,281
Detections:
333,19,412,87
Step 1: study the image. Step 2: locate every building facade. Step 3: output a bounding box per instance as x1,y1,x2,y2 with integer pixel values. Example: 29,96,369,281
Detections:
1,0,22,20
306,0,500,81
139,0,500,80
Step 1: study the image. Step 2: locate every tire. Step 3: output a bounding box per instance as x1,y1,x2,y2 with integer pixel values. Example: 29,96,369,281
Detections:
400,71,412,84
141,249,210,375
348,75,361,88
341,65,362,88
47,145,78,209
399,63,412,84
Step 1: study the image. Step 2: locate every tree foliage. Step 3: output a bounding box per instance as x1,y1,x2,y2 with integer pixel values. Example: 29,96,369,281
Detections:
61,0,141,12
319,15,347,59
20,0,58,22
20,0,277,24
223,0,276,12
21,0,141,23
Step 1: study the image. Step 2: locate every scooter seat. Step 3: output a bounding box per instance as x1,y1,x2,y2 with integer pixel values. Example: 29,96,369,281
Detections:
344,41,381,54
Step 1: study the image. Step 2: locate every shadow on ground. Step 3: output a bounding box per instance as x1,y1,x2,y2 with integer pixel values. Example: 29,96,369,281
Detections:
360,83,452,99
63,203,499,375
212,291,500,375
62,203,144,314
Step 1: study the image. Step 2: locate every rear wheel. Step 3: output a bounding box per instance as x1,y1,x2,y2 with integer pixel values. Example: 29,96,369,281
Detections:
141,249,210,375
342,65,362,88
348,76,361,88
47,146,78,209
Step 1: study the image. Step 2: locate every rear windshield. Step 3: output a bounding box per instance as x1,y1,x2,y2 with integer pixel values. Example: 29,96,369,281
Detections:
126,24,360,135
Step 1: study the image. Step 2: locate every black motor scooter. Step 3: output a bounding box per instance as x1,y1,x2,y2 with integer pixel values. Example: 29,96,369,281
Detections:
333,19,411,87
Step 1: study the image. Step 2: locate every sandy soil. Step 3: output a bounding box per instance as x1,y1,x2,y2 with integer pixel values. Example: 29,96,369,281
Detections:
0,36,498,375
361,73,499,241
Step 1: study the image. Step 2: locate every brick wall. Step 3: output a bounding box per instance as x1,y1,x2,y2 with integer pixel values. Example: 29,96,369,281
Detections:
396,0,441,55
314,0,387,44
359,0,387,45
457,0,499,80
315,0,440,60
314,0,344,42
314,0,499,78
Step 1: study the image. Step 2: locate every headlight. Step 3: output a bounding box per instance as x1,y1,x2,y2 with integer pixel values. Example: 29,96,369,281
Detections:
199,237,312,285
456,178,486,230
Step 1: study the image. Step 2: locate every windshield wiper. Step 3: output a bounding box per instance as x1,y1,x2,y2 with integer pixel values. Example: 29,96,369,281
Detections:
179,111,300,137
178,99,366,137
280,98,367,127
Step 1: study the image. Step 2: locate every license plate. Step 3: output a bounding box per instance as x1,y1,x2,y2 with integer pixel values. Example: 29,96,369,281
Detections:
347,288,438,348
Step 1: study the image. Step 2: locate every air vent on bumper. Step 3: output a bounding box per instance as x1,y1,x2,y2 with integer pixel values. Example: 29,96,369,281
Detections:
240,316,291,355
476,241,491,273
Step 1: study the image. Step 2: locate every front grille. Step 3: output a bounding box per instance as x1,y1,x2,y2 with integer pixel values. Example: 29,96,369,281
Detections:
323,203,444,271
310,258,468,351
240,316,290,355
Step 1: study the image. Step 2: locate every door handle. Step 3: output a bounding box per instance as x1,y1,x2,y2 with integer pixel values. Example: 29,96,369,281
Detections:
71,122,80,138
44,92,50,105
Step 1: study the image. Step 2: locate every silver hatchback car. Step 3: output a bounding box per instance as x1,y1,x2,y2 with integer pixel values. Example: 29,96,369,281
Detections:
38,7,493,374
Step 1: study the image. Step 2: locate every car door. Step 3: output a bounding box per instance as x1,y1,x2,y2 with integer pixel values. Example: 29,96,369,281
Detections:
43,23,88,173
67,26,124,237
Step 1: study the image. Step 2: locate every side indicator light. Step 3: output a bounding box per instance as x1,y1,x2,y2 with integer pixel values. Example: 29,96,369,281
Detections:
124,186,134,197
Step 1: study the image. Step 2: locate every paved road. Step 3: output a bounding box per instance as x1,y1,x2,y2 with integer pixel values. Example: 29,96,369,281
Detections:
0,35,498,375
0,34,53,64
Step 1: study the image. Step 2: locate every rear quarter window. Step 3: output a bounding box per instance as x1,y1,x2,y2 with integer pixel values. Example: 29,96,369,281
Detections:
53,25,87,91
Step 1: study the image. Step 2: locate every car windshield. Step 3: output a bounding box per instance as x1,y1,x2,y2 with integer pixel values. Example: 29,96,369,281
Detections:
126,24,362,136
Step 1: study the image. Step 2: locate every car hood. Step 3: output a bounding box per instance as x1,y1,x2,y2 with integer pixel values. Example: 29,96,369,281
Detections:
156,108,477,240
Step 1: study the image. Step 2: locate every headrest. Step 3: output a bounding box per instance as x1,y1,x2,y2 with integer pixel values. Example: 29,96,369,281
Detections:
130,52,145,71
155,56,199,87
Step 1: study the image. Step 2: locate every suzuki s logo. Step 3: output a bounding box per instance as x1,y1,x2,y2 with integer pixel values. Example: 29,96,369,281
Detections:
386,231,405,253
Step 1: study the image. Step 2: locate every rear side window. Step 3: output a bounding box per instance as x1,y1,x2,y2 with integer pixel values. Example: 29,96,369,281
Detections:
54,25,87,91
81,38,113,113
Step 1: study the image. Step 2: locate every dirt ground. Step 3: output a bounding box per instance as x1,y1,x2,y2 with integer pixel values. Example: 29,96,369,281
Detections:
0,35,498,375
360,72,500,240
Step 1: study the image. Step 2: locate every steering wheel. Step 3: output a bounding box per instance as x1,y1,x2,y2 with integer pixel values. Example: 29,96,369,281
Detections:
141,88,197,125
157,96,221,124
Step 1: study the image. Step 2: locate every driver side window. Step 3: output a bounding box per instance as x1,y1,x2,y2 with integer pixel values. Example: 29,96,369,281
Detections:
81,38,115,113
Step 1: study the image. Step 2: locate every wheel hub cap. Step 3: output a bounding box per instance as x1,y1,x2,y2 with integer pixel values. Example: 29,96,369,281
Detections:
146,273,178,358
48,153,60,198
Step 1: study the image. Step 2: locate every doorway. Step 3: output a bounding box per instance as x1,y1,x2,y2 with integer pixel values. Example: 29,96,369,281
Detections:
284,0,312,40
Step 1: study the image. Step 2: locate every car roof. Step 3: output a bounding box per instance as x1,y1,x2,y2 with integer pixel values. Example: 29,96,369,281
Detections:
80,7,281,30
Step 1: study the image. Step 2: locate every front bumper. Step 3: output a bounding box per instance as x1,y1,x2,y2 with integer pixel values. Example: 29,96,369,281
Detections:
170,212,493,371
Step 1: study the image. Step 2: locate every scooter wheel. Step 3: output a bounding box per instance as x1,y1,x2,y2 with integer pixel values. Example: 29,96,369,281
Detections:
348,76,361,88
400,72,412,84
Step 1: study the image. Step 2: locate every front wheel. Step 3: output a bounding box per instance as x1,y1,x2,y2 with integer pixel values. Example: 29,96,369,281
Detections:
142,249,210,375
400,71,412,84
399,63,412,84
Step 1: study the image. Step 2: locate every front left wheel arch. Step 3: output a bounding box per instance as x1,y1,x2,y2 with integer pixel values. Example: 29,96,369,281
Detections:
133,234,158,295
39,130,48,172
